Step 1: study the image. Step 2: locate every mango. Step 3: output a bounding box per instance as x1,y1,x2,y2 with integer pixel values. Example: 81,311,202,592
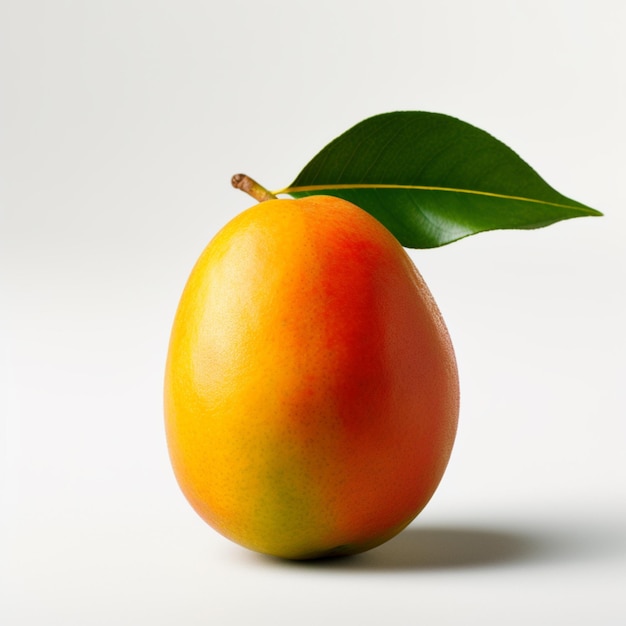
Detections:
164,195,459,559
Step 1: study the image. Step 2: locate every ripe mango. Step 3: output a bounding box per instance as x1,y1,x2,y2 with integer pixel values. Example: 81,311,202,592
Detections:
164,195,459,559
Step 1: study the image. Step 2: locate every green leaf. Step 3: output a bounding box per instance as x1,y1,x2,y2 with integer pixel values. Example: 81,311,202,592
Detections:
277,111,602,248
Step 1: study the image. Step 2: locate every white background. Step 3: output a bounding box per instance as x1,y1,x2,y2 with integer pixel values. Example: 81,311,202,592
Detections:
1,1,625,624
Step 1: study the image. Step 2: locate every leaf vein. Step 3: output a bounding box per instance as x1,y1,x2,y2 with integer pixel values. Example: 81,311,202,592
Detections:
275,183,599,214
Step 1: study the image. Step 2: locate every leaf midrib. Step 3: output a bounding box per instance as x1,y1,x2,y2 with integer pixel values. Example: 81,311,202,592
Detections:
276,183,601,215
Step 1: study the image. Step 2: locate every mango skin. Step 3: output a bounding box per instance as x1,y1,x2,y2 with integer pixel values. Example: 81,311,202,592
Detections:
164,196,459,559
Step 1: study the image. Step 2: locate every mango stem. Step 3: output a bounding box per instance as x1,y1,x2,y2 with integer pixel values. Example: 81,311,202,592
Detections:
231,174,277,202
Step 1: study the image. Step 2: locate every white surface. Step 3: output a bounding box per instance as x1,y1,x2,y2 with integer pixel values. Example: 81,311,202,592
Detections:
1,1,625,624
